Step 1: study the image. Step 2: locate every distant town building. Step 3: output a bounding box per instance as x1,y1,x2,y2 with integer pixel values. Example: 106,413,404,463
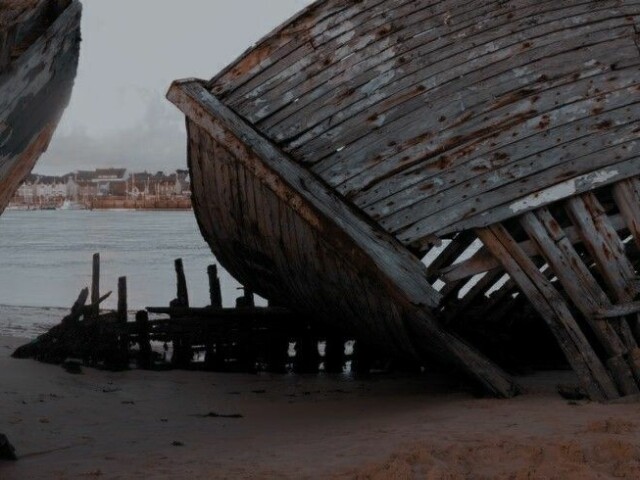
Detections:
9,168,191,207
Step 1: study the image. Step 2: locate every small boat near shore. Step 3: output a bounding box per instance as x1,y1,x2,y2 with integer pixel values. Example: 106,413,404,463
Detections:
58,199,86,210
0,0,82,215
169,0,640,400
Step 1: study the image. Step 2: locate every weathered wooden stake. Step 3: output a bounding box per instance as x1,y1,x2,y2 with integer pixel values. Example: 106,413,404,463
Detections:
174,258,189,307
235,287,255,308
207,264,222,308
91,253,100,317
171,259,190,367
117,276,127,323
117,277,129,366
135,310,152,369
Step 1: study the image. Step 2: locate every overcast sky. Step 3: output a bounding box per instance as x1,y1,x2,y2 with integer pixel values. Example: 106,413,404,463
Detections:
37,0,313,175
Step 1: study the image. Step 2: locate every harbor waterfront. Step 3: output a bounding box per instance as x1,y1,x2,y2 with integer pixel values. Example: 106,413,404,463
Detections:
0,209,247,337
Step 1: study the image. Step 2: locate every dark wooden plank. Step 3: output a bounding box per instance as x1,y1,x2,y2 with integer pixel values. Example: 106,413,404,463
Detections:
613,177,640,250
476,223,618,400
382,92,640,240
566,192,640,346
521,209,639,394
443,214,629,281
566,194,640,303
424,231,476,280
598,302,640,319
443,270,504,323
117,276,127,323
174,258,189,307
91,253,100,317
207,265,222,308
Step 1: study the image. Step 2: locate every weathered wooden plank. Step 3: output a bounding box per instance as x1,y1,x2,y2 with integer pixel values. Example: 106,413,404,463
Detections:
399,146,640,242
307,25,637,176
234,0,488,119
443,269,505,323
228,0,417,109
566,193,640,303
379,88,640,238
476,223,618,400
425,231,475,280
91,253,100,317
443,213,629,281
521,209,639,394
598,302,640,320
209,0,363,97
189,123,256,291
274,7,639,155
347,61,640,210
117,276,127,323
613,177,640,250
262,1,637,147
169,79,519,397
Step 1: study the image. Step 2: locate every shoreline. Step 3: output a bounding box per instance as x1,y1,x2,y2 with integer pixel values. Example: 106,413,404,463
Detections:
2,333,640,479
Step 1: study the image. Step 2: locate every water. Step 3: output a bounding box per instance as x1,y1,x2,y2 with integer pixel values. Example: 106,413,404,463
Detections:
0,210,250,337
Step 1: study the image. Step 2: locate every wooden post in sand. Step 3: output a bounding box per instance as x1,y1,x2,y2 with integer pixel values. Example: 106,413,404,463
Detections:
207,264,222,308
171,258,191,367
135,310,152,369
91,253,100,318
117,277,129,366
174,258,189,307
235,287,255,308
117,277,127,323
205,265,222,369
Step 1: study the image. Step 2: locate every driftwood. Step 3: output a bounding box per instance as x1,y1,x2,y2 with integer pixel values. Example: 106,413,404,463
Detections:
12,287,126,370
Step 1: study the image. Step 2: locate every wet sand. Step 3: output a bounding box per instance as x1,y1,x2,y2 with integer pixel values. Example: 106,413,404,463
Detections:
2,335,640,479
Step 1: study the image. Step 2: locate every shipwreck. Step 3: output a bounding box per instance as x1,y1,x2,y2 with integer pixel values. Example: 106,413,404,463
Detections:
168,0,640,400
0,0,81,214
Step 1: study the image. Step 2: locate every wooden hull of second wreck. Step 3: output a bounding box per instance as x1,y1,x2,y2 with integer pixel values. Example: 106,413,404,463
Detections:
170,0,640,400
0,0,82,214
172,83,517,397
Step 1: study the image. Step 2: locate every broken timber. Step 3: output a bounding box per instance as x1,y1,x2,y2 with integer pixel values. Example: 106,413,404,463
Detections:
168,0,640,400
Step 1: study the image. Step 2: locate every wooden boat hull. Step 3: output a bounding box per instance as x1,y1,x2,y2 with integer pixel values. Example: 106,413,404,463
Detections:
0,0,81,214
170,81,518,397
170,0,640,400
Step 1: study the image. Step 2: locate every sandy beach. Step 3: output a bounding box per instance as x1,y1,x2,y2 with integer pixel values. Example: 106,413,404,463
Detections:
1,335,639,479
